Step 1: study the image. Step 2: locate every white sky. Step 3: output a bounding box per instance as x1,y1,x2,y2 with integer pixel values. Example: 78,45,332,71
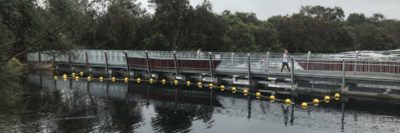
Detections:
137,0,400,20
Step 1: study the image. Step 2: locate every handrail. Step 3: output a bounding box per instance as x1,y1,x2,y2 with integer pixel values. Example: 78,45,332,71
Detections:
26,49,400,75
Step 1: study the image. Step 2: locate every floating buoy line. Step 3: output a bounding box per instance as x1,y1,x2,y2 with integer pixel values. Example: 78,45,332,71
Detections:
54,74,341,109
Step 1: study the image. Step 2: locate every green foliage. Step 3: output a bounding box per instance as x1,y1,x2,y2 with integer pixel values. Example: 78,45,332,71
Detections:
300,6,345,21
222,12,280,52
143,32,170,50
0,58,23,109
0,0,76,63
1,0,400,54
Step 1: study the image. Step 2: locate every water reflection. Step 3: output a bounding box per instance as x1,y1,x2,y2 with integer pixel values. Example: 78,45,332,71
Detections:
2,74,400,132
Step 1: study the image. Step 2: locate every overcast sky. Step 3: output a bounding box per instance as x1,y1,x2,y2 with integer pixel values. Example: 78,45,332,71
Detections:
137,0,400,20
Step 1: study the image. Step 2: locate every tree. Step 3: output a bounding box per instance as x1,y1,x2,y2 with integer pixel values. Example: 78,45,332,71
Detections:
179,1,228,51
349,23,395,50
347,13,367,25
150,0,192,50
300,6,345,21
0,0,76,63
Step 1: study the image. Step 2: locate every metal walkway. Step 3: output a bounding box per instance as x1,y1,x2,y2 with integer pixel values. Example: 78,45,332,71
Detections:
27,50,400,88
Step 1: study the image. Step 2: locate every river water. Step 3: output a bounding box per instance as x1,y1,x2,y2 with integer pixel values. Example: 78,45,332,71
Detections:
1,73,400,133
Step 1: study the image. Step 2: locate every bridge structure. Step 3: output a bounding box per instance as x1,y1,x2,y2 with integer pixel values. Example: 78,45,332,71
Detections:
27,49,400,99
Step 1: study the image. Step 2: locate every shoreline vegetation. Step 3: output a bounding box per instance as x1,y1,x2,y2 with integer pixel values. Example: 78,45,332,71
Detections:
1,0,400,108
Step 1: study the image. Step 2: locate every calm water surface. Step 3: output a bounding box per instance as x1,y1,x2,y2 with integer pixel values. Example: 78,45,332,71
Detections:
1,74,400,133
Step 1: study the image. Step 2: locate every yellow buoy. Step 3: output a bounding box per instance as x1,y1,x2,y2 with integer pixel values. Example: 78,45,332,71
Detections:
284,99,291,105
301,102,308,109
269,95,276,101
111,76,116,82
334,93,341,100
124,77,129,83
136,78,141,83
150,78,154,84
186,81,191,86
232,87,237,93
256,92,262,99
324,96,330,103
162,79,166,85
87,76,91,81
174,80,179,86
72,72,76,77
208,83,213,89
99,76,104,81
75,76,79,81
80,71,84,76
243,89,248,96
313,98,320,106
219,85,225,91
63,74,67,79
54,76,58,80
197,82,202,88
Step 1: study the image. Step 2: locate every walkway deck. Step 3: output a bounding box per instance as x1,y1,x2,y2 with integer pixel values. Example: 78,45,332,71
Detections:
27,49,400,90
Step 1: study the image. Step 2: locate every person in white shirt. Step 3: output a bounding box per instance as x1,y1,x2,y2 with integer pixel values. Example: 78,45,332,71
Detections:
260,55,267,72
196,48,202,59
281,49,290,72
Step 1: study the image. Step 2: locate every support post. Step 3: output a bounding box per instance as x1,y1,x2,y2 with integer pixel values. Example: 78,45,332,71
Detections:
38,52,42,68
145,50,151,79
124,51,130,78
209,52,214,82
291,57,295,85
68,54,73,73
85,52,90,76
52,53,56,75
173,51,179,79
306,51,311,70
231,52,235,65
104,51,109,77
265,52,270,72
247,53,252,91
354,50,359,72
342,59,346,91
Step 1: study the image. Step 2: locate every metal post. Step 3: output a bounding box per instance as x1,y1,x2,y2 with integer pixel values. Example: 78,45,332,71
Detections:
85,52,90,76
209,52,214,82
124,51,130,78
68,54,73,72
247,53,252,91
37,52,42,69
173,51,179,78
266,52,270,72
306,51,311,70
145,50,151,79
342,59,346,91
354,50,359,72
231,52,235,65
104,51,109,77
291,57,295,85
52,53,56,75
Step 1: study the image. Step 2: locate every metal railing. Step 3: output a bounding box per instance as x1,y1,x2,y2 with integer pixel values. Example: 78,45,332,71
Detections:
27,49,400,76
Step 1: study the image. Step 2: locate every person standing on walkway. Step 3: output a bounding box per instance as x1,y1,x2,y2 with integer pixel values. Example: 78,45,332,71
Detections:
281,49,290,72
260,55,267,72
196,48,202,59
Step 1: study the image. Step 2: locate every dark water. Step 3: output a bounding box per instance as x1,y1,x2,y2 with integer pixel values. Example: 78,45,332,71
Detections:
1,74,400,133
